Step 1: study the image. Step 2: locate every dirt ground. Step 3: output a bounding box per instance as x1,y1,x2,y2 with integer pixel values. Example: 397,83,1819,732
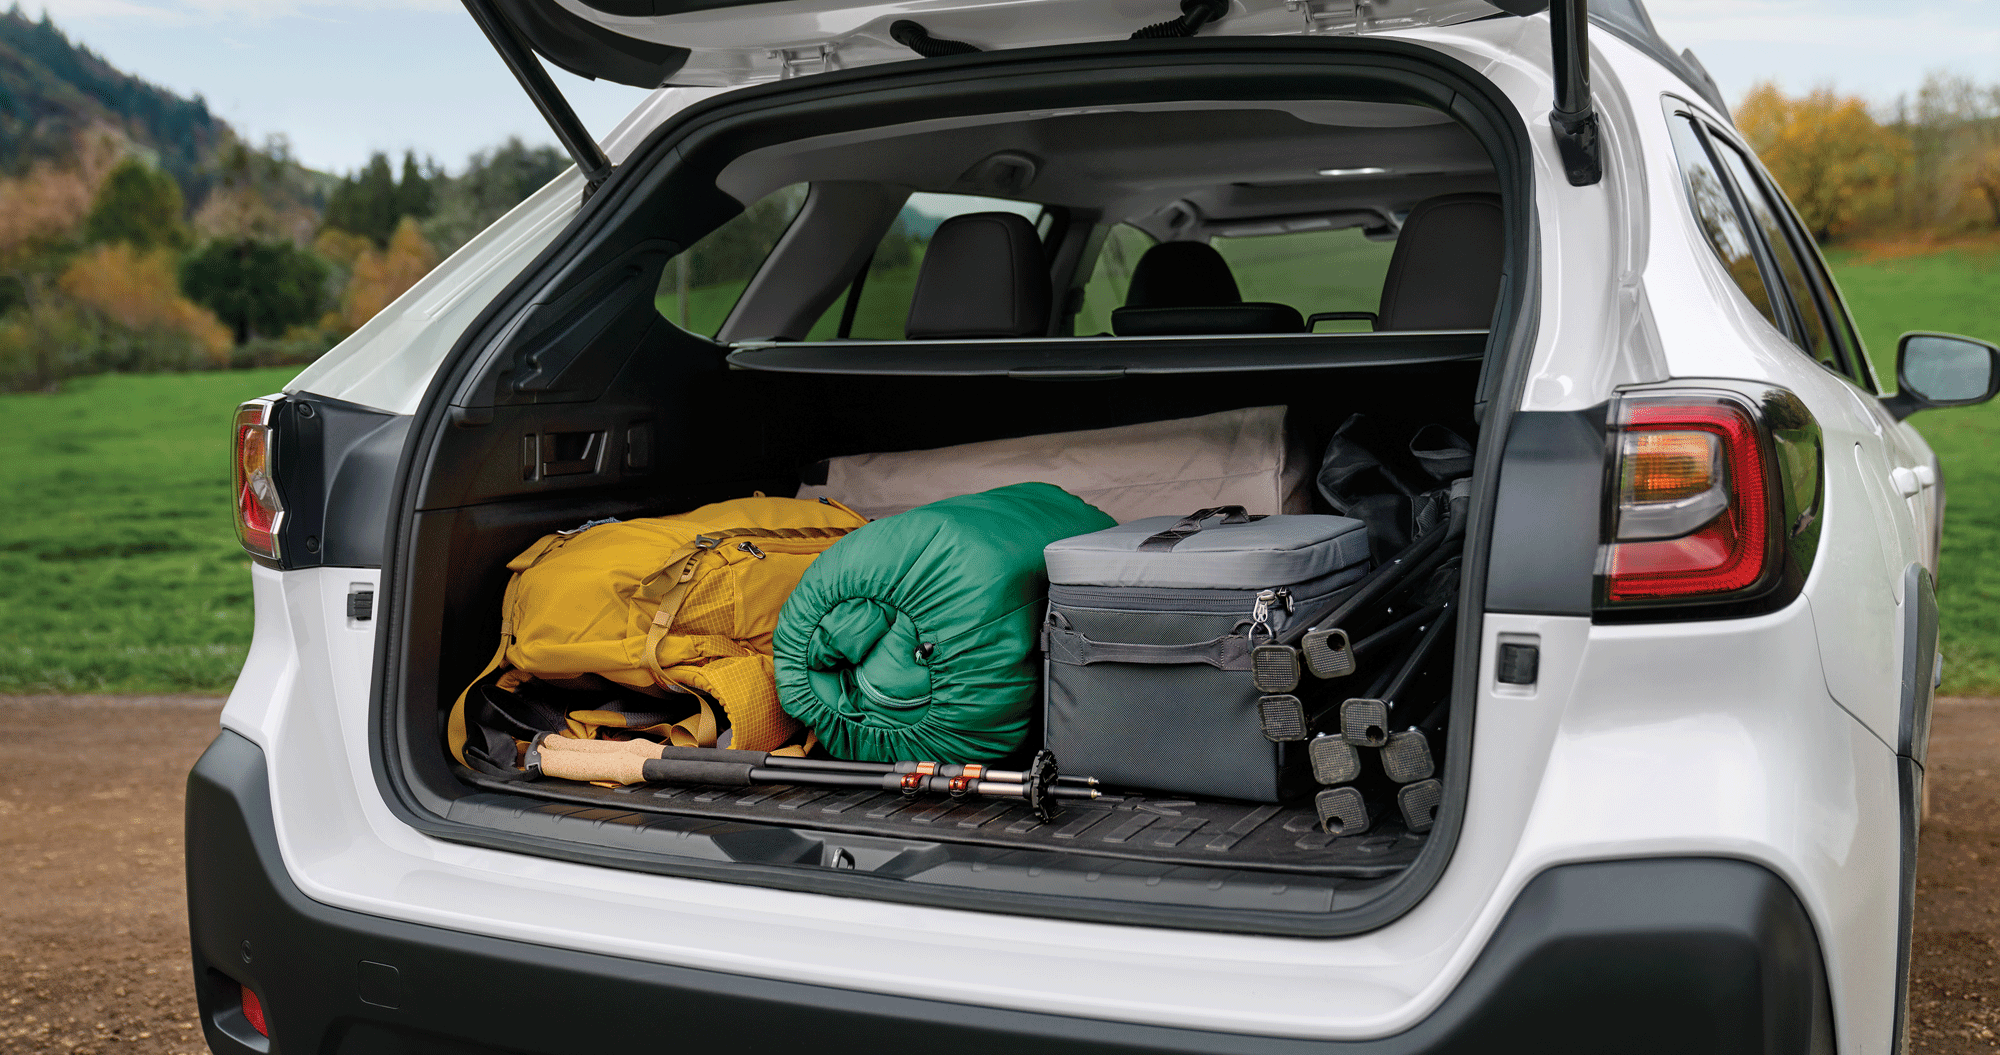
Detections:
0,695,1992,1055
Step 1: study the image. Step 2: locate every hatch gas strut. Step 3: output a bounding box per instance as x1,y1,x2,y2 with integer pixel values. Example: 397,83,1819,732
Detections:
461,0,615,191
1491,0,1603,186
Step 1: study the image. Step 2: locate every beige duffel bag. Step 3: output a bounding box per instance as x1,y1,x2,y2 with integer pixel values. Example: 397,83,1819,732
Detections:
794,405,1312,524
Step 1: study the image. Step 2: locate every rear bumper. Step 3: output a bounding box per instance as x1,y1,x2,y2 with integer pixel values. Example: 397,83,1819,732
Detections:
189,730,1834,1054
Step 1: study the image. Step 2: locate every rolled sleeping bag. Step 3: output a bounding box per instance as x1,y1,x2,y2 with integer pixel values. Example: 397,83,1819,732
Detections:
774,482,1117,763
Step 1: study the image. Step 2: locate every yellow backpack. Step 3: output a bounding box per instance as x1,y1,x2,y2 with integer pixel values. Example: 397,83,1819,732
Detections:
447,495,868,769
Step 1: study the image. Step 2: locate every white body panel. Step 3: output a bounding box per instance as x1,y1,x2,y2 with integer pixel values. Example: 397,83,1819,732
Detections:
231,16,1919,1052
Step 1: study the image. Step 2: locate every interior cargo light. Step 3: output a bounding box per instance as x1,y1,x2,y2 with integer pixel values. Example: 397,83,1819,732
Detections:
1317,166,1388,177
240,983,268,1037
1602,394,1774,604
234,398,284,561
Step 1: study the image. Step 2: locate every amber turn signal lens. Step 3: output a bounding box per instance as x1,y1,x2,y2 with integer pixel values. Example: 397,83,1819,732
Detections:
1621,431,1720,504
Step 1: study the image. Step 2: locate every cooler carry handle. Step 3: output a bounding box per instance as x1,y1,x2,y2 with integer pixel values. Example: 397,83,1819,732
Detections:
1043,623,1254,671
1137,505,1256,550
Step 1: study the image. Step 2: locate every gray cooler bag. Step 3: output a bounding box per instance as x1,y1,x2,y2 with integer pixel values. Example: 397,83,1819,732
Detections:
1041,507,1371,802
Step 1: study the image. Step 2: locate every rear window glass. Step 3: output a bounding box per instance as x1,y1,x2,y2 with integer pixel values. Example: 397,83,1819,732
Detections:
1210,226,1397,331
657,183,807,337
1073,223,1397,335
1073,224,1156,336
1667,117,1781,332
830,192,1046,340
1710,138,1845,374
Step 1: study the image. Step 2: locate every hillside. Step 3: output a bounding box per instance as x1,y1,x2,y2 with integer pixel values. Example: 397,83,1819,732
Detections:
0,7,226,196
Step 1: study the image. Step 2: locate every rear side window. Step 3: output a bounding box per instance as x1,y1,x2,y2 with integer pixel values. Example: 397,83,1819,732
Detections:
838,192,1045,340
1713,141,1876,390
1667,117,1780,332
1210,226,1397,330
657,184,808,337
1709,139,1845,375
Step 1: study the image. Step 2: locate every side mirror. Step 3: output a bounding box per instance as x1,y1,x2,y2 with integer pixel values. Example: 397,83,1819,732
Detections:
1883,331,2000,420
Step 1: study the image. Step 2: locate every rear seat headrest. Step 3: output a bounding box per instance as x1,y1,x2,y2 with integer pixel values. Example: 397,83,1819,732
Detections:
1377,193,1504,332
1124,241,1242,309
905,212,1050,340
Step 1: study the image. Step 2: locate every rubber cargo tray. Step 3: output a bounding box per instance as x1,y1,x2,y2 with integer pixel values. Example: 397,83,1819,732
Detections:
459,770,1425,878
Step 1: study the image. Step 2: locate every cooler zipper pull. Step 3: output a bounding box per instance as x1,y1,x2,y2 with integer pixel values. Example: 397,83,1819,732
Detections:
1252,588,1276,629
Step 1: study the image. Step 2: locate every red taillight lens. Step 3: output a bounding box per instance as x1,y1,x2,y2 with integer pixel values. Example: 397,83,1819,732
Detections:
1602,395,1775,604
240,983,268,1036
234,399,283,561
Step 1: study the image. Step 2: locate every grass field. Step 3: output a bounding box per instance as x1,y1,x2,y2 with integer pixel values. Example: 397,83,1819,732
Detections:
1828,248,2000,693
0,368,297,693
0,249,1995,695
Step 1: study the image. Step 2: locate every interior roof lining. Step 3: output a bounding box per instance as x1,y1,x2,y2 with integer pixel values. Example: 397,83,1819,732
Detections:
712,97,1492,224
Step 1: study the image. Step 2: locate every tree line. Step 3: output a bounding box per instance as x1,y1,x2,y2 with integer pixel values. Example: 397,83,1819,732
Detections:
1742,73,2000,244
0,133,567,392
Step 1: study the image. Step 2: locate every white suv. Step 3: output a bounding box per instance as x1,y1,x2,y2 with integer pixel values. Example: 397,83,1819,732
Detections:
187,2,1998,1052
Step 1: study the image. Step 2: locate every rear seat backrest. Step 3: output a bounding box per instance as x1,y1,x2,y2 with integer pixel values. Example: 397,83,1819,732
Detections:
1377,193,1504,332
904,212,1051,339
1111,241,1305,337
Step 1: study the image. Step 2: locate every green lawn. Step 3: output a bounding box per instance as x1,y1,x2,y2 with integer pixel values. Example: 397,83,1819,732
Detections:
1828,248,2000,693
0,368,297,694
0,249,1994,696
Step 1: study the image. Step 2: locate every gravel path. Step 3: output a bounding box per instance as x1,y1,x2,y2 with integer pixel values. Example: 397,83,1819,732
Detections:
0,694,1991,1054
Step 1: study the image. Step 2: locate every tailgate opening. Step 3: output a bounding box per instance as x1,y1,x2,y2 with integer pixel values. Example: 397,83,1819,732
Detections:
372,40,1536,936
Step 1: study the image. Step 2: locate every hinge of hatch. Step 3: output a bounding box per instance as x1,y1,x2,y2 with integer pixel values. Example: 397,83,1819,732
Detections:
1285,0,1373,34
767,43,839,79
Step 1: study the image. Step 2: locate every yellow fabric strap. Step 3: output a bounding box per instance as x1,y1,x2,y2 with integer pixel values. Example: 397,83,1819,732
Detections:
637,526,855,749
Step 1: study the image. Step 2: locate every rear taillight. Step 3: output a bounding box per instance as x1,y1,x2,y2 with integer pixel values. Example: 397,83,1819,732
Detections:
1598,392,1782,610
234,398,284,561
239,983,268,1036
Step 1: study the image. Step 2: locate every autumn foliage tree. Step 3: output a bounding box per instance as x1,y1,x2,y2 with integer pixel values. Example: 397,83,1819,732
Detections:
59,243,231,362
1738,82,1905,242
1967,145,2000,229
338,216,438,331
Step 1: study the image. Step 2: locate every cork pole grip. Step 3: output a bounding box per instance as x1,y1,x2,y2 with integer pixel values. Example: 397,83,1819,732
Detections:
535,750,651,785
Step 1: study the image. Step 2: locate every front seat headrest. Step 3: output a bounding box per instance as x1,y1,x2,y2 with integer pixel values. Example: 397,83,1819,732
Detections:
905,212,1050,339
1377,193,1504,332
1124,241,1242,309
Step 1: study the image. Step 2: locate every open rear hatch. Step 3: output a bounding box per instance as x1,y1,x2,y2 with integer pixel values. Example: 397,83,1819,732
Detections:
493,0,1526,88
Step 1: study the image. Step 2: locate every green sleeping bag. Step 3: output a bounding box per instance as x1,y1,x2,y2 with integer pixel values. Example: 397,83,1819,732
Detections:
774,482,1116,763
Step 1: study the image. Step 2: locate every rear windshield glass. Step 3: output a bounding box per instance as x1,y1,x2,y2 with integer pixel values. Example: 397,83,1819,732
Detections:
1210,227,1397,332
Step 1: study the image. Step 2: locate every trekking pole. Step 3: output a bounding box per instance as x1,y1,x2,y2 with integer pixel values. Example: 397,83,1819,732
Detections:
527,740,1091,822
527,738,1097,788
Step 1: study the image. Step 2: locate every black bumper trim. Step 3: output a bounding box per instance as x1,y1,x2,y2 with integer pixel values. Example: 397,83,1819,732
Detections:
189,730,1833,1054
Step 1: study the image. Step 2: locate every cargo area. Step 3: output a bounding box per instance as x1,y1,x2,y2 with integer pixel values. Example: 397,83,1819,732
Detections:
376,50,1528,931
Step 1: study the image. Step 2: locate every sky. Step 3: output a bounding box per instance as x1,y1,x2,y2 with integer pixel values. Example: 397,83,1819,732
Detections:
21,0,2000,176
